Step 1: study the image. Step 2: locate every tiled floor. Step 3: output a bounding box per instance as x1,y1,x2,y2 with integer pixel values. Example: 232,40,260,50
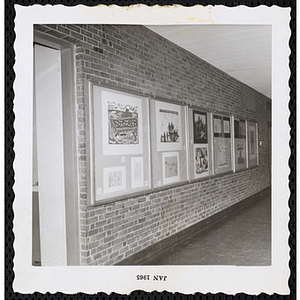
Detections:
139,190,271,266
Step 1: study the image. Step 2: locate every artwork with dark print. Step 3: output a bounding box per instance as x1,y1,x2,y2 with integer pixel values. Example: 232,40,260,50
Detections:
236,144,245,164
234,120,240,138
250,129,255,155
240,120,246,138
108,101,139,144
193,111,207,143
159,109,180,143
195,147,208,174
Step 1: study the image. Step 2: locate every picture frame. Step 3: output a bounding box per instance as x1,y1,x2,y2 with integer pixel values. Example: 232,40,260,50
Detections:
102,89,143,156
103,166,126,193
155,101,182,152
193,144,209,178
213,113,232,174
234,119,247,170
131,156,144,189
193,110,207,144
89,83,151,204
162,152,180,184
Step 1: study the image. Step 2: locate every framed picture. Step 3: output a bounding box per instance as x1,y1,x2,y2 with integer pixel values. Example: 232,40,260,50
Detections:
89,83,151,204
214,116,222,136
247,121,258,167
234,119,240,138
236,142,246,165
240,120,246,138
193,110,207,143
249,124,256,160
103,166,126,194
213,113,232,174
102,89,143,155
216,138,230,168
223,118,230,134
131,156,144,189
234,119,247,171
194,145,209,178
156,101,182,151
162,152,180,184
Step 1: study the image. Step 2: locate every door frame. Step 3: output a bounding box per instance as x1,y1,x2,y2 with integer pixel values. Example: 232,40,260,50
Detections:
34,31,80,265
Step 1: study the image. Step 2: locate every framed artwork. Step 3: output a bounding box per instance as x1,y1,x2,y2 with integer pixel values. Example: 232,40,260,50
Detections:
249,124,256,160
213,113,232,174
193,110,207,143
162,152,180,184
236,142,246,165
216,138,230,168
131,156,144,189
102,89,143,155
156,101,182,151
89,83,151,204
234,119,247,170
214,116,222,136
223,117,230,136
103,166,126,194
194,145,209,178
247,121,258,167
240,120,246,138
234,119,240,138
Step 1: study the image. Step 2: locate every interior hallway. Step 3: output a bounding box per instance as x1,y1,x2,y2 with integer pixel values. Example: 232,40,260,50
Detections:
135,188,271,266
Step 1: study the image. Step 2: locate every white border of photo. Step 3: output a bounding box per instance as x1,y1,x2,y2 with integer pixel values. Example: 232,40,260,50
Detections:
13,4,290,295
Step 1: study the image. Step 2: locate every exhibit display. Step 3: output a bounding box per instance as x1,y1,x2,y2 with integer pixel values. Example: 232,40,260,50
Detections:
150,99,188,187
88,83,257,203
88,83,151,204
248,121,259,167
234,118,247,171
189,108,211,180
213,114,232,174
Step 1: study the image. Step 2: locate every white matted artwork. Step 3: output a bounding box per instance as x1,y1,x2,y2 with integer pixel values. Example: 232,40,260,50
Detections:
214,117,222,133
223,119,230,134
162,152,180,184
103,166,126,193
156,100,182,151
216,139,229,168
102,89,143,155
130,156,144,189
194,144,209,178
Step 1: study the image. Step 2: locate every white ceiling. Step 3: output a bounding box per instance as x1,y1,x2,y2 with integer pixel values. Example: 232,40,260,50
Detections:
146,25,271,99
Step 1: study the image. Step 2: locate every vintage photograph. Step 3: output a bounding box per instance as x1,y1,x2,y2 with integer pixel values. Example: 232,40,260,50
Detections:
32,23,270,266
12,4,291,295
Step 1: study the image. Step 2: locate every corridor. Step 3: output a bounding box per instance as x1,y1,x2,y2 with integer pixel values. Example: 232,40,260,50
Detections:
130,189,271,266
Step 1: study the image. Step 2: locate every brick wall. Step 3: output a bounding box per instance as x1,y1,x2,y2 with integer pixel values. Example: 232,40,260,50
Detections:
34,24,271,265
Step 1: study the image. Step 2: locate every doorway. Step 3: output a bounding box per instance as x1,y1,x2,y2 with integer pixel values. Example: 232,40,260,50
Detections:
33,35,79,266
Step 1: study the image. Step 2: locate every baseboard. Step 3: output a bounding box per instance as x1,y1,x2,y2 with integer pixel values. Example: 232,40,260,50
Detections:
115,187,271,265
